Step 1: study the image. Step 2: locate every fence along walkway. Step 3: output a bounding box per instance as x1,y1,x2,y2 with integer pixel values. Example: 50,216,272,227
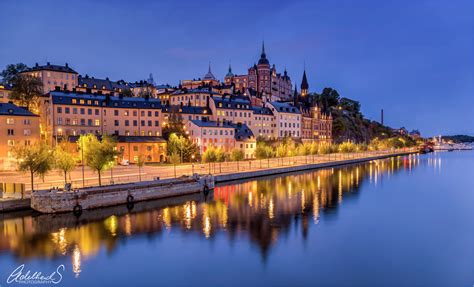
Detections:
18,149,415,192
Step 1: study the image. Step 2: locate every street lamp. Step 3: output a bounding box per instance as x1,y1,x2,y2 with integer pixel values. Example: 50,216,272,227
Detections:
191,154,195,175
56,128,62,146
81,136,85,187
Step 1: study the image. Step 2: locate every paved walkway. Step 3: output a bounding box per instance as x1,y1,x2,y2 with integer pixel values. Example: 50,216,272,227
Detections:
0,149,416,192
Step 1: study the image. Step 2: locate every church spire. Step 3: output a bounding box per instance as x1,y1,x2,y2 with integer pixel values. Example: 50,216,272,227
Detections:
293,82,299,107
301,66,309,97
225,62,234,78
258,41,269,65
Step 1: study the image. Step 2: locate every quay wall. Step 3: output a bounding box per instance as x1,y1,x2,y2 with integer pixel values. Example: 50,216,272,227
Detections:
215,151,415,183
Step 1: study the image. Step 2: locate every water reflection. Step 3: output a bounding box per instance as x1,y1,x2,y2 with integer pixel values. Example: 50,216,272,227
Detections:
0,154,425,273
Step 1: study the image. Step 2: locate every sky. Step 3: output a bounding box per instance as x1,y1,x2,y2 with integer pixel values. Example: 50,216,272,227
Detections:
0,0,472,136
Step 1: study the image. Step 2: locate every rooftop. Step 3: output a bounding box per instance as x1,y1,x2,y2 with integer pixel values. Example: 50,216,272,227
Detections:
0,102,38,117
190,119,254,141
269,101,301,114
25,62,78,74
49,91,162,109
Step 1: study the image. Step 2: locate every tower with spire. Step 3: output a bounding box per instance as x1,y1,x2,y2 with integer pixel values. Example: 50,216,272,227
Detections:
225,42,293,100
301,67,309,97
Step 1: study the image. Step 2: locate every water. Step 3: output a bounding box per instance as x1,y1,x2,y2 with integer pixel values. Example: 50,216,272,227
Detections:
0,152,473,287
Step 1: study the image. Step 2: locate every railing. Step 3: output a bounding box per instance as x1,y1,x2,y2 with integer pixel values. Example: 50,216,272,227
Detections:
6,148,416,192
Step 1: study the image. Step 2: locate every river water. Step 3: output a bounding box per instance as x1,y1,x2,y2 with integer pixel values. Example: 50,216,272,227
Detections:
0,152,473,287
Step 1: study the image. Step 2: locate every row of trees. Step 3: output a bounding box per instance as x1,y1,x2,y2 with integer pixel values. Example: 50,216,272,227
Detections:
13,135,119,191
201,146,244,173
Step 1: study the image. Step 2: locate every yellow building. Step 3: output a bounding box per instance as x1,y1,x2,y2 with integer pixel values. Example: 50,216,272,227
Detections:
0,103,40,170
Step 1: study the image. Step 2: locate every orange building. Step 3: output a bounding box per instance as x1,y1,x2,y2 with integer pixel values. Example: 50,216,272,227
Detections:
40,90,164,145
0,103,40,170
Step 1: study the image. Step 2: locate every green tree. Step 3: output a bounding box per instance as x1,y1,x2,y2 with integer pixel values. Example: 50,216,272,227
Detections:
9,75,43,112
53,143,76,185
162,108,187,140
13,142,54,191
79,134,119,186
0,63,28,85
167,133,199,163
169,151,180,178
264,146,275,168
230,148,244,171
215,148,227,173
255,142,268,168
202,146,217,174
299,142,312,163
310,142,319,162
276,143,287,166
136,153,146,181
339,141,356,153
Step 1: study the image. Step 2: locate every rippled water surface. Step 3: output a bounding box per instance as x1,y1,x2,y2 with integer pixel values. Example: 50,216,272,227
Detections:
1,152,473,287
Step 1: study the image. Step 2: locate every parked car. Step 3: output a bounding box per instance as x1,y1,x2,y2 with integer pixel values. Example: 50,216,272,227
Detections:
119,159,130,166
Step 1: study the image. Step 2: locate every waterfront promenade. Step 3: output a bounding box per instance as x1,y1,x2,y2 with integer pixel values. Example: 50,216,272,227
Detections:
0,148,416,193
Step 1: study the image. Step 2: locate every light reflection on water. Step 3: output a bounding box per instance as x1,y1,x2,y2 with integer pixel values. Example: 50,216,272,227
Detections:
2,152,469,286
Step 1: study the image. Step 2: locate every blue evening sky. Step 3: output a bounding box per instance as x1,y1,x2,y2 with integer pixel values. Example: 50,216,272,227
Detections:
0,0,472,136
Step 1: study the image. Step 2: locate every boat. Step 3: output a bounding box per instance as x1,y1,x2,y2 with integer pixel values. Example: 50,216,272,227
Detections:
30,174,214,214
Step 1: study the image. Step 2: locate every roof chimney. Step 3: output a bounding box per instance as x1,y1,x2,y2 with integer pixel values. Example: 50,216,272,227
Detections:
35,63,39,67
65,63,68,68
47,62,50,66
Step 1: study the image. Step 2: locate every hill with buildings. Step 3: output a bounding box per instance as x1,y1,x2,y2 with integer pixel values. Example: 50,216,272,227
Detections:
307,87,415,144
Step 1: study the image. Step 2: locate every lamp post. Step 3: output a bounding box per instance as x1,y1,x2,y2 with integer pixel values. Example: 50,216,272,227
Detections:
191,154,195,175
81,136,85,187
56,128,62,146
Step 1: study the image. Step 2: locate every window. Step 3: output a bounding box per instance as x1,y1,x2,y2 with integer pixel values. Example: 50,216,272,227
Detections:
23,119,31,125
7,129,14,135
95,119,100,126
95,109,99,115
114,120,119,126
88,109,92,115
133,120,138,126
114,110,119,116
124,110,129,116
133,146,138,152
155,111,159,117
57,107,62,113
6,118,14,125
155,121,159,126
125,120,129,126
65,107,70,114
148,120,152,127
80,108,85,115
72,99,77,104
24,129,31,136
7,140,14,146
73,108,78,114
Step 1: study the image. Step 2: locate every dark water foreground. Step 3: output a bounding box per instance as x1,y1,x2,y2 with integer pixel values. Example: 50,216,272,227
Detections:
0,152,473,287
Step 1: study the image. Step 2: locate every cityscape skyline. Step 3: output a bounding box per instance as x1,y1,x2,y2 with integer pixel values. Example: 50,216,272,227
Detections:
1,0,473,136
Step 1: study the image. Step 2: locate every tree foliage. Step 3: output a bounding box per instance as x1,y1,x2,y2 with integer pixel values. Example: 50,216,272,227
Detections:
0,63,28,85
79,134,119,186
13,142,54,191
10,75,43,112
53,143,76,185
167,133,199,162
162,108,187,140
